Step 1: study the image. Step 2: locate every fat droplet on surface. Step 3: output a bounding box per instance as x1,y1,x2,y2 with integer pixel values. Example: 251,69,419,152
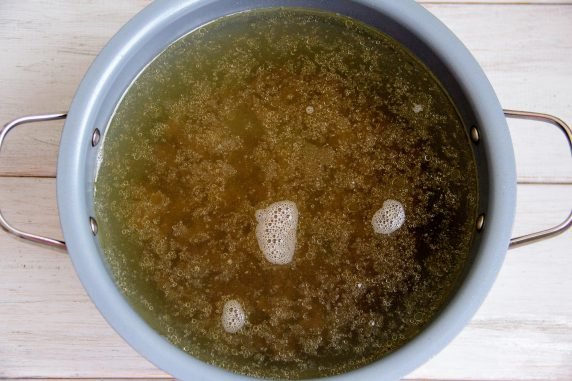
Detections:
221,299,246,333
372,199,405,235
255,201,299,264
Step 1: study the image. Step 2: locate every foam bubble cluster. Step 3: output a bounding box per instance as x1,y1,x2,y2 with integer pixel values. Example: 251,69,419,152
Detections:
372,199,405,235
221,299,246,333
255,200,299,265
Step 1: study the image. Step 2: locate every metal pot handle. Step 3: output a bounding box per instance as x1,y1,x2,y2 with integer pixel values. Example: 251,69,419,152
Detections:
0,113,67,250
504,110,572,249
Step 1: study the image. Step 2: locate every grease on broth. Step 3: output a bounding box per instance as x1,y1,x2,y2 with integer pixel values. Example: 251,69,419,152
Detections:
94,8,478,379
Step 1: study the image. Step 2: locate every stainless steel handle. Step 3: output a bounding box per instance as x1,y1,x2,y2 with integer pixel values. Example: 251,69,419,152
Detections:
0,113,67,249
504,109,572,249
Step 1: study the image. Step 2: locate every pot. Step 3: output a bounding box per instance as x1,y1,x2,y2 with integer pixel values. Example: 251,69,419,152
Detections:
1,1,571,380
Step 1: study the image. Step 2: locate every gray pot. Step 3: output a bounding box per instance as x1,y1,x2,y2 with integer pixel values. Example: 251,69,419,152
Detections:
1,0,571,380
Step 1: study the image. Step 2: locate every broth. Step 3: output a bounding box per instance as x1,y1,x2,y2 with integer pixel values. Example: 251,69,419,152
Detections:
94,8,478,379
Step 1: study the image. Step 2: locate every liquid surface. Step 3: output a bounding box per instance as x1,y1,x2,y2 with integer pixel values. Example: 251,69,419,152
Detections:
94,8,478,379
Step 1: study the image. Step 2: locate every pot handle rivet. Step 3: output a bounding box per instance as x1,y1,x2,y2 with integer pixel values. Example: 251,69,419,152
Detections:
89,217,98,235
92,128,101,147
476,214,485,232
470,126,480,143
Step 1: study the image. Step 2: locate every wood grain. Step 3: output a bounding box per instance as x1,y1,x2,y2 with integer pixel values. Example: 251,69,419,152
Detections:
425,4,572,183
0,2,571,181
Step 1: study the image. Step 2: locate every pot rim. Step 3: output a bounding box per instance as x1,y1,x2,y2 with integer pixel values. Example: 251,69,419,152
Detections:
57,0,516,380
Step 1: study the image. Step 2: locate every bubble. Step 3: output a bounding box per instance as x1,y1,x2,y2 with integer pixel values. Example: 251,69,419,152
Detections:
306,105,314,114
371,199,405,235
255,201,299,265
221,299,246,333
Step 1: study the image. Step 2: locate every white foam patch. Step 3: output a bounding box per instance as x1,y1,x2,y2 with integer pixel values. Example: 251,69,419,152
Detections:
221,299,246,333
255,200,299,265
413,104,424,113
372,199,405,235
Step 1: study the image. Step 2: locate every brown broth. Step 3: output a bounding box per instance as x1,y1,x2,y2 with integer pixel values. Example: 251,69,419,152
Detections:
94,8,478,379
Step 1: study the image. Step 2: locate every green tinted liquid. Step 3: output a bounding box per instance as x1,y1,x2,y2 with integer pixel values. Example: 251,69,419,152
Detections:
94,8,478,379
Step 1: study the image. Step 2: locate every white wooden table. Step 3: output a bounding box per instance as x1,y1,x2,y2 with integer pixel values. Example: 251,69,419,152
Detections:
1,1,571,380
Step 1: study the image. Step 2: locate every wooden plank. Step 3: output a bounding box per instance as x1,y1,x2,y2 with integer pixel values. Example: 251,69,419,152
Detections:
0,177,571,379
0,177,61,241
1,2,571,181
424,4,572,183
0,0,151,178
409,184,572,380
0,177,166,378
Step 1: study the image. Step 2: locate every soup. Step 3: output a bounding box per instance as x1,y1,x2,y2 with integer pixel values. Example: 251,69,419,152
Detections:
94,8,478,379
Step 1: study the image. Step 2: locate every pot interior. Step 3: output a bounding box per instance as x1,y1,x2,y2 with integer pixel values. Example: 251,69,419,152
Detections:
59,1,514,380
87,0,489,285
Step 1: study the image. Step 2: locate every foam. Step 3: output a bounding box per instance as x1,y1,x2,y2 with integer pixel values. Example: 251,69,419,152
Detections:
221,299,246,333
255,200,299,265
371,199,405,235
